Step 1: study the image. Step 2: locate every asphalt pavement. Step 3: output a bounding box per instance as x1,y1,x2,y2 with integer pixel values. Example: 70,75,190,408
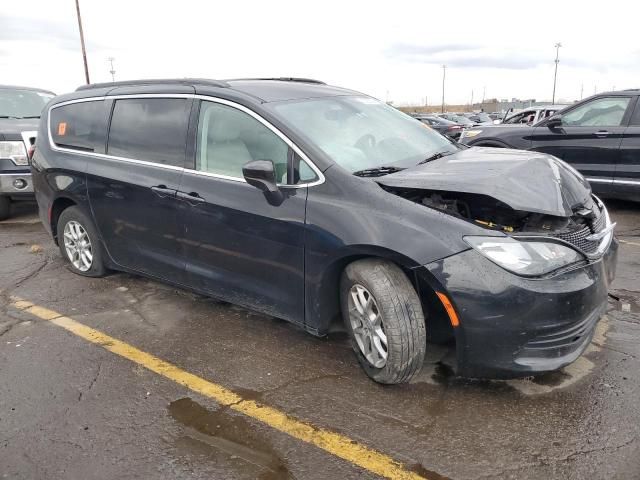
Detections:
1,199,639,480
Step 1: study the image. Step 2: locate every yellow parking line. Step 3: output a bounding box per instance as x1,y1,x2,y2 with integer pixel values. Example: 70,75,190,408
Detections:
10,297,427,480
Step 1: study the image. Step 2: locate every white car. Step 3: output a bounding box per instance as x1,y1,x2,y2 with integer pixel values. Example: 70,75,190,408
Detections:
497,105,569,125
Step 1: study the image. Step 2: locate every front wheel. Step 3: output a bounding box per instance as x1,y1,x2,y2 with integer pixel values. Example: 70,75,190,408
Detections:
57,206,107,277
340,259,426,384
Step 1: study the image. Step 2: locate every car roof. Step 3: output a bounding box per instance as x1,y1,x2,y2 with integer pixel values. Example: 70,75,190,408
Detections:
0,84,55,95
71,78,362,104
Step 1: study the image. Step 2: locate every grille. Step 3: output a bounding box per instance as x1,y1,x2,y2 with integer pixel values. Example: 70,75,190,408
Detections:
554,205,606,254
521,303,604,353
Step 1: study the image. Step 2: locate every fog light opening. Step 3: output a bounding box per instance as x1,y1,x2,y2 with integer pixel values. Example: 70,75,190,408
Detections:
12,178,27,190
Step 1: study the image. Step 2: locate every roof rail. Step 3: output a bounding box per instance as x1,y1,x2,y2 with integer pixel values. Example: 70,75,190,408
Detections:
0,84,55,95
76,78,230,91
229,77,326,85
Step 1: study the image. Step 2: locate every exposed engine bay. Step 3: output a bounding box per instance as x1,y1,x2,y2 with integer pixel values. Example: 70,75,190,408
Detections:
383,186,600,236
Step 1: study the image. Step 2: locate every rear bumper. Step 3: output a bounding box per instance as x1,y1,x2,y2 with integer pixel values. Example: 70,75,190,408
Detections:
422,237,618,378
0,172,34,197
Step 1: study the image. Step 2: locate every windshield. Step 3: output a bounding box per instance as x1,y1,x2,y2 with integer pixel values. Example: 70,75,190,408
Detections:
450,115,473,125
0,89,54,119
428,116,456,125
270,96,458,173
474,112,492,122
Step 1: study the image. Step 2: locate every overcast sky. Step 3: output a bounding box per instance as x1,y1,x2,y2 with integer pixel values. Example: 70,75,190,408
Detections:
2,0,639,106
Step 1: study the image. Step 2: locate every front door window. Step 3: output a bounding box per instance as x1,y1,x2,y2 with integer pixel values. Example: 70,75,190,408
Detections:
562,97,631,127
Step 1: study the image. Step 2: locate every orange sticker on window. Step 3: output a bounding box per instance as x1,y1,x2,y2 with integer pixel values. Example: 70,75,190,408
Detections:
58,122,67,136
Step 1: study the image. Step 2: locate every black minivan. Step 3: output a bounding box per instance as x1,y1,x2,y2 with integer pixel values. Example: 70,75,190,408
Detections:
32,78,618,384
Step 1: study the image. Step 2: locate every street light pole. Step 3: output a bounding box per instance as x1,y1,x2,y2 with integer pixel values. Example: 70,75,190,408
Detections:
74,0,90,84
108,57,116,82
441,65,446,113
552,42,562,104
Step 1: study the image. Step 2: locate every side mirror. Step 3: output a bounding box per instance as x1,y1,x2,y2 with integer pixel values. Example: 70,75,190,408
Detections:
547,116,562,130
242,160,280,194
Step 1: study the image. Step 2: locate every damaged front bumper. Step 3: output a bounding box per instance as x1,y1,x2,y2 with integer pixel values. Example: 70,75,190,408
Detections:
422,236,618,379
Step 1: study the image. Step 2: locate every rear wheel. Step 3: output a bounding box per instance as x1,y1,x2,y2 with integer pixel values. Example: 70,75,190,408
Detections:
57,206,107,277
340,259,426,384
0,196,10,221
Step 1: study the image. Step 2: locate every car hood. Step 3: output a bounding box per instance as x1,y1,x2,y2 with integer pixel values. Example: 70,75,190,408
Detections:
0,117,40,141
376,147,593,217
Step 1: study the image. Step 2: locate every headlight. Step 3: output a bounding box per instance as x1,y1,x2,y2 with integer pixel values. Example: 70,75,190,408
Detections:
0,141,28,165
464,236,584,276
461,129,483,138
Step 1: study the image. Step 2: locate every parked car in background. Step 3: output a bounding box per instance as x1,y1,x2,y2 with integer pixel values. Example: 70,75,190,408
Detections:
412,114,464,139
499,105,569,125
437,112,477,126
0,85,54,220
459,90,640,202
461,112,493,125
488,112,502,121
33,78,617,384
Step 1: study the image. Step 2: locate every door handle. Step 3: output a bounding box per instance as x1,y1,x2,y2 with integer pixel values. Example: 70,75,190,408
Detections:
176,191,205,204
595,130,610,137
150,185,176,197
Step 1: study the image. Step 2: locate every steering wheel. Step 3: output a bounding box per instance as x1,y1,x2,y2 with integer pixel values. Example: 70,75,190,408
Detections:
354,134,376,152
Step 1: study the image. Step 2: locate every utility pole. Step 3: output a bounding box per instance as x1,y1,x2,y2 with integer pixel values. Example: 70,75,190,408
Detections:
470,89,474,109
551,42,562,104
108,57,116,82
580,83,584,100
74,0,90,84
441,65,446,113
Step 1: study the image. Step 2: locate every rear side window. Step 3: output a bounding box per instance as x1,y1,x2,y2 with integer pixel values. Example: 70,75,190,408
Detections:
107,98,190,167
50,101,102,152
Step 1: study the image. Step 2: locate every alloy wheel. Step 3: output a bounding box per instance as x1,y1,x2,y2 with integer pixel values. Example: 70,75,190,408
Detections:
63,220,93,272
348,284,388,368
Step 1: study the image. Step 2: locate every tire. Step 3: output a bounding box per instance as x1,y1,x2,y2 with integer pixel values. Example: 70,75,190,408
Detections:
0,196,10,221
57,206,107,277
340,259,426,384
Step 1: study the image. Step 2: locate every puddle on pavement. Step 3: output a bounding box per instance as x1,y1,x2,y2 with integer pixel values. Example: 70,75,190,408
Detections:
168,397,291,479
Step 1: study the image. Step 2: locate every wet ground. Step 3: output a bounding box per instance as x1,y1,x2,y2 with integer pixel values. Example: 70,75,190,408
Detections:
1,199,639,479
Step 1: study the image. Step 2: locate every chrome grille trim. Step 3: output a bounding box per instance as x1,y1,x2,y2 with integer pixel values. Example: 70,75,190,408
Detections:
553,196,614,258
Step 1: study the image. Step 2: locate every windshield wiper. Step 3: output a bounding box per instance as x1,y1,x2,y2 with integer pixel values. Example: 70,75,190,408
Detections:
0,115,21,119
352,166,405,177
20,115,40,119
417,150,455,165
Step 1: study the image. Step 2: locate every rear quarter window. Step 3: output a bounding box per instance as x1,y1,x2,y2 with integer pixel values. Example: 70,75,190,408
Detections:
50,100,103,152
107,98,190,167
